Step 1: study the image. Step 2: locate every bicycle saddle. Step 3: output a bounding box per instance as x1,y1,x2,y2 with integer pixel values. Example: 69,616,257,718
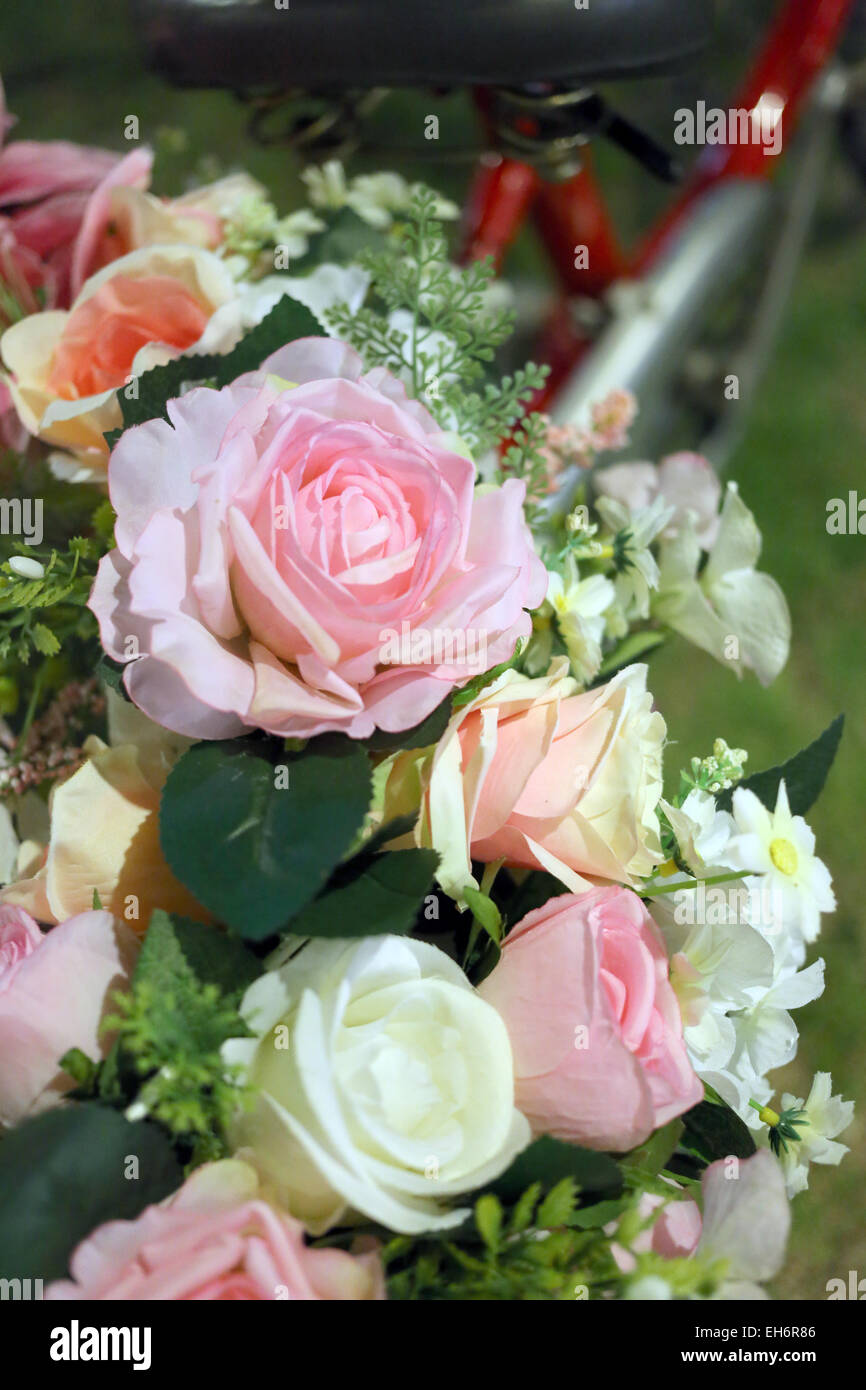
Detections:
131,0,714,89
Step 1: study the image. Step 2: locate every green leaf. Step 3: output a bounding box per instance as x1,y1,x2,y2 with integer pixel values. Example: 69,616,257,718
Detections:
596,629,666,680
363,695,453,752
681,1098,757,1164
717,714,844,816
564,1198,627,1230
287,847,439,938
621,1117,684,1181
140,913,261,1000
108,294,321,439
499,870,569,931
475,1193,503,1251
58,1047,99,1090
464,885,502,943
96,653,131,700
508,1181,542,1233
537,1177,578,1228
159,737,372,938
489,1136,623,1204
31,622,61,657
451,645,523,710
0,1104,182,1282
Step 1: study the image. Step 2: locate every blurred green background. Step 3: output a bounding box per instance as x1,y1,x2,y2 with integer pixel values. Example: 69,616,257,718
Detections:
2,0,863,1299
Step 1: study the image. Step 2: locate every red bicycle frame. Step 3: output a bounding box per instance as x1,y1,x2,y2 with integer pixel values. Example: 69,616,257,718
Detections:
459,0,856,410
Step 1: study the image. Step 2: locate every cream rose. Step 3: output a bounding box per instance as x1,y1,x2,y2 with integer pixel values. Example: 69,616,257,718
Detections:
386,657,666,902
0,693,206,928
222,935,530,1235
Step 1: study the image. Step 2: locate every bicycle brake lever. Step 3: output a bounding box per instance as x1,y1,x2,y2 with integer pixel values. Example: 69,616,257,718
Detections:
599,109,683,184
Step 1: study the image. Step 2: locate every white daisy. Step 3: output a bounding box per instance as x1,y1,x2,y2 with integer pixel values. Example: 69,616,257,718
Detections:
726,780,835,945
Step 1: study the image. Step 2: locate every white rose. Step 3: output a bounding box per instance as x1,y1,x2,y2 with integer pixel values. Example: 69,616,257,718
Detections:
222,934,530,1235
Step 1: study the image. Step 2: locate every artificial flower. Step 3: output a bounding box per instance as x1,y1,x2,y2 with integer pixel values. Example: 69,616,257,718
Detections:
726,779,835,948
0,692,205,928
391,657,665,902
90,336,545,739
222,934,530,1234
596,450,721,548
479,885,703,1151
768,1072,854,1196
46,1159,385,1300
653,483,791,685
0,903,138,1127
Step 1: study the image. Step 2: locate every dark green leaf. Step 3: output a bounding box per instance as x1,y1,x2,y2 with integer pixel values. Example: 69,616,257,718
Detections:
621,1117,684,1180
363,695,453,752
95,654,131,700
489,1135,623,1204
288,848,439,938
500,870,569,931
717,715,844,816
681,1098,757,1164
159,738,371,938
108,294,320,439
0,1105,182,1282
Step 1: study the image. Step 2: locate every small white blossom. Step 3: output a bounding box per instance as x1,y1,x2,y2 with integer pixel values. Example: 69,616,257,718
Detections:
773,1072,854,1197
596,493,674,620
654,483,790,685
726,780,835,947
660,788,736,875
547,563,615,686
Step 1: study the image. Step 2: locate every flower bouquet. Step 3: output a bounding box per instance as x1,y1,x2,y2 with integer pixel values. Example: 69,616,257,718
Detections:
0,91,852,1303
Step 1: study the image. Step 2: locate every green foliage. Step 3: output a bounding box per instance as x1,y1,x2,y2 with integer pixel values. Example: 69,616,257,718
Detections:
324,186,548,457
0,538,100,670
105,293,320,443
385,1174,624,1300
286,844,439,939
0,1104,182,1282
717,714,844,816
94,912,257,1159
158,735,372,939
620,1118,685,1186
490,1135,623,1204
681,1097,757,1164
451,641,523,710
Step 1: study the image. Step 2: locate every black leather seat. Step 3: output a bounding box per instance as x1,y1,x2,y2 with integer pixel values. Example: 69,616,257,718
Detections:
131,0,714,89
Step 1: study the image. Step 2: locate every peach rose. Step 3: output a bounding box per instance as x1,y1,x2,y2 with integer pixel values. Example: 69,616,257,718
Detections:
70,173,266,297
0,695,207,929
0,242,302,474
45,1159,385,1300
390,656,665,901
0,903,138,1127
479,886,702,1150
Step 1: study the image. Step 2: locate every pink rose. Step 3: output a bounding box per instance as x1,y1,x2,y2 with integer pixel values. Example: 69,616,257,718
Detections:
396,658,665,903
0,904,138,1127
45,1160,385,1300
90,337,546,739
479,886,702,1151
610,1187,702,1272
0,123,151,311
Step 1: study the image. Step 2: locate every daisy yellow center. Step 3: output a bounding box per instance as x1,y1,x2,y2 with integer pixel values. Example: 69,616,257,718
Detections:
769,837,798,876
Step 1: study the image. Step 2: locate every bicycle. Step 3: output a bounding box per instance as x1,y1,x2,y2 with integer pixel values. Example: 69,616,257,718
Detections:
131,0,862,488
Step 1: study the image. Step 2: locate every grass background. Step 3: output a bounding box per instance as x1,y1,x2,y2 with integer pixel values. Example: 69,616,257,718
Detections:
2,0,863,1300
